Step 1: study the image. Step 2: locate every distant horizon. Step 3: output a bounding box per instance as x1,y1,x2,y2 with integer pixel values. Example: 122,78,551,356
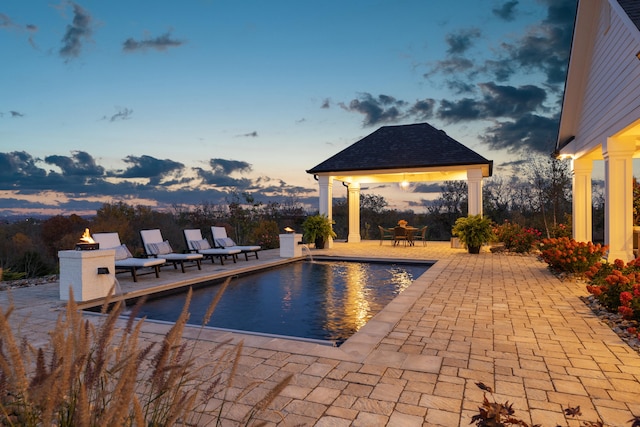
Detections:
1,1,577,216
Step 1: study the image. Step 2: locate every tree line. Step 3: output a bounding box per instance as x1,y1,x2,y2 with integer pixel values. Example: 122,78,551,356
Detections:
0,153,590,279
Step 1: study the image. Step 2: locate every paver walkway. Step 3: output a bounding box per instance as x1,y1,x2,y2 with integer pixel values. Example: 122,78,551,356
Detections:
1,241,639,426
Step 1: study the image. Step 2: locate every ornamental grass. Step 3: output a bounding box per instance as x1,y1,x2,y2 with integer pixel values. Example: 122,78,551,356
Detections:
0,279,291,426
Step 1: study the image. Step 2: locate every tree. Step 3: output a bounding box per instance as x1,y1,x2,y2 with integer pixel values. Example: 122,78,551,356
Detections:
41,214,89,259
520,153,572,237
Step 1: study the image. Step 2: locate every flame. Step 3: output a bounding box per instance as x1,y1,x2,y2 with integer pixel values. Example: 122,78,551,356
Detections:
79,228,95,244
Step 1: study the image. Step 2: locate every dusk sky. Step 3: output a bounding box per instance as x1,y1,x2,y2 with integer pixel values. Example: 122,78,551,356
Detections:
1,0,577,217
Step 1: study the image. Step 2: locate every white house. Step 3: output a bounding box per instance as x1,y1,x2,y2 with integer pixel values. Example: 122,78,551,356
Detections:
556,0,640,260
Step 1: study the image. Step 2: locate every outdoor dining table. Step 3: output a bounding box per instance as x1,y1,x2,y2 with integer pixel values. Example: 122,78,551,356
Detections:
387,226,418,246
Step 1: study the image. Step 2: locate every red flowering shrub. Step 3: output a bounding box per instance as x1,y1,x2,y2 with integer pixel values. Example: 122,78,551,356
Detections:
538,237,608,276
585,257,640,321
493,221,542,253
550,222,572,239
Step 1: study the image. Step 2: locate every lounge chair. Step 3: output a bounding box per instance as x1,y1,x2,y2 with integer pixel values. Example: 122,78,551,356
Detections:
211,226,261,260
378,225,394,245
140,229,203,273
183,229,241,265
91,232,166,282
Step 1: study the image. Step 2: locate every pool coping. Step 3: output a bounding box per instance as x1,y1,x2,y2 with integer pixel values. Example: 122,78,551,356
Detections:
84,255,445,372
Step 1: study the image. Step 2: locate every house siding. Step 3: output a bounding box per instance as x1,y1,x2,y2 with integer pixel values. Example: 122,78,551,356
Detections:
573,1,640,153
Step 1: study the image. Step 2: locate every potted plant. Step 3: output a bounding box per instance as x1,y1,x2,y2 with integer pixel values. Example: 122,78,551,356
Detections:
452,214,494,254
302,214,337,249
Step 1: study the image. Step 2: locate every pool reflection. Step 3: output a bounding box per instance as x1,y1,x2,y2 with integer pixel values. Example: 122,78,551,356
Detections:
134,260,428,345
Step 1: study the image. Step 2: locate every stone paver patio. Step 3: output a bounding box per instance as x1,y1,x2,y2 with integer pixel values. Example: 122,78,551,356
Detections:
1,241,639,426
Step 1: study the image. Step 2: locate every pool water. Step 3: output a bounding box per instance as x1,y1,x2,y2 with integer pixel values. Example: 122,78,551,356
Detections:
134,260,430,345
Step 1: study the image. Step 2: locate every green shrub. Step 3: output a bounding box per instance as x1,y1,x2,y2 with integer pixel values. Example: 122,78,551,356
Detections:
250,219,280,249
452,215,494,252
493,221,541,253
0,268,27,281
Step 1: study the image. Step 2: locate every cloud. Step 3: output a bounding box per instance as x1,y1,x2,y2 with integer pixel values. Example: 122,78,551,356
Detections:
412,0,575,154
0,12,38,48
102,107,133,122
445,28,481,55
0,149,311,216
195,168,253,188
0,152,46,186
425,57,475,78
237,131,258,138
59,2,93,60
480,113,560,154
436,83,547,123
114,155,185,185
193,158,253,188
437,98,482,122
9,111,25,118
340,93,407,126
123,31,184,52
413,182,442,193
209,158,252,175
44,151,105,176
0,13,14,29
493,1,519,21
321,98,331,109
407,99,436,121
491,0,576,85
340,93,439,127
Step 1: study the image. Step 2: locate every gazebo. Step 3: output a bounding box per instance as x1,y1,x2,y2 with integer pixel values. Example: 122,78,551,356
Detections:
306,123,493,247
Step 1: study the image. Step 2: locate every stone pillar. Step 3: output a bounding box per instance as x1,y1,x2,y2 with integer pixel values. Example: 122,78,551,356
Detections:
59,249,116,301
318,175,334,248
467,168,483,216
571,157,593,243
347,182,361,243
603,137,635,261
279,233,303,257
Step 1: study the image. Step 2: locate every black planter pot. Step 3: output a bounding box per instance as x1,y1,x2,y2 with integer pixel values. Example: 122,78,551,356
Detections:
468,246,481,254
315,237,326,249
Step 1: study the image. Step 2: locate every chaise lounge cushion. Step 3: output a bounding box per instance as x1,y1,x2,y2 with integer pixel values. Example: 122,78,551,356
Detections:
190,239,211,250
114,244,133,261
146,240,173,256
214,237,237,248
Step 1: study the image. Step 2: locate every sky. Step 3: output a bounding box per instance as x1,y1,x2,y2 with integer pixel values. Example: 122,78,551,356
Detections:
0,0,578,218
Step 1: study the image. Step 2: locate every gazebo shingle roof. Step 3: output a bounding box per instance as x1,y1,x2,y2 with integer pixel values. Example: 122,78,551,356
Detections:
306,122,492,175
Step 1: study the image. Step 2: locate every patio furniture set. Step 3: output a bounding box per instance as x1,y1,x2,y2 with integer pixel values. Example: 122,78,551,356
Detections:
378,225,428,247
92,227,262,282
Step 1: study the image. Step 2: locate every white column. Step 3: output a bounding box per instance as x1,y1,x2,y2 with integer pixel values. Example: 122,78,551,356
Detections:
467,168,483,216
347,182,361,243
571,157,593,243
603,137,635,261
318,175,334,248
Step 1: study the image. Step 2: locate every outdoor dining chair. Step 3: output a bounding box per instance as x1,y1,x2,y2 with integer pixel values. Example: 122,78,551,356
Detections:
393,226,410,246
413,226,428,246
378,225,394,245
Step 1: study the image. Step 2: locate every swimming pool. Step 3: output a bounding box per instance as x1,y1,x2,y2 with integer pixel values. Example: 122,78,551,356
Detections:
133,259,430,345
